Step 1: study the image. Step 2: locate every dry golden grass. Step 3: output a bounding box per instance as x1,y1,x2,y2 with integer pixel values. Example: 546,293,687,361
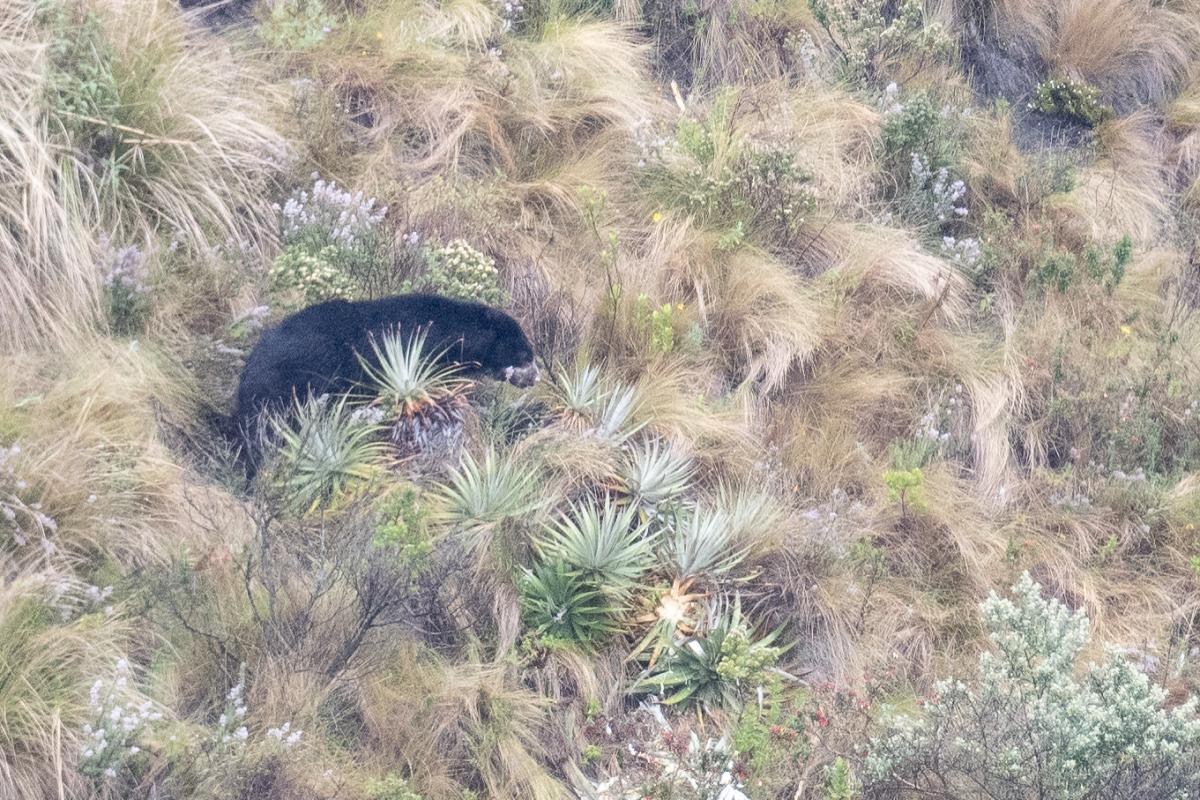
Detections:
0,341,198,567
1046,0,1200,107
363,648,567,799
0,3,98,352
1055,112,1169,246
55,0,286,254
0,562,135,800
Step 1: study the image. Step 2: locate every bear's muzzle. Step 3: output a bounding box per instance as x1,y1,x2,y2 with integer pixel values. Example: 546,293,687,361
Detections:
504,363,539,388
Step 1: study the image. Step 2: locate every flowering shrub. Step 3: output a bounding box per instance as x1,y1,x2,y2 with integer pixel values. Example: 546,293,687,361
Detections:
1030,78,1114,128
908,153,968,224
79,659,162,784
279,176,387,252
864,573,1200,796
271,175,388,301
810,0,953,86
405,240,505,305
655,92,816,246
97,237,150,334
269,244,355,306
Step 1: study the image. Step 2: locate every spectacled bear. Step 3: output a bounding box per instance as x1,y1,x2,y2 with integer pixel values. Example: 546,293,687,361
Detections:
232,293,539,478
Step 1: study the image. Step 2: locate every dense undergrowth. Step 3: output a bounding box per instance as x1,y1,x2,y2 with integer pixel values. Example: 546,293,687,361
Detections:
4,0,1200,797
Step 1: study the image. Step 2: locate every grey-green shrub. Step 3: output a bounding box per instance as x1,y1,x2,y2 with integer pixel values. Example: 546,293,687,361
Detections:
865,572,1200,797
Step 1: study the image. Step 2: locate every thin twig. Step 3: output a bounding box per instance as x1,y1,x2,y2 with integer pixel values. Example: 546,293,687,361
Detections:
57,110,201,150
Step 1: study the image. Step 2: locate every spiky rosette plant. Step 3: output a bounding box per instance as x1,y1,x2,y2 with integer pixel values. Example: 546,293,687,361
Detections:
534,497,656,600
358,328,470,458
630,576,707,668
631,595,784,714
618,438,695,509
518,560,621,652
547,362,645,443
269,394,387,513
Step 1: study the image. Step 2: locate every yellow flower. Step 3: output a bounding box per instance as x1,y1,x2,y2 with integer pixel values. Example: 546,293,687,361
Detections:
376,31,384,40
651,211,663,223
1120,325,1132,336
676,303,684,311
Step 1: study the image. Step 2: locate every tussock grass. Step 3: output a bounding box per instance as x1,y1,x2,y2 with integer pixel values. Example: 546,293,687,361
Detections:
0,3,97,351
48,0,286,254
1046,0,1200,108
1,341,195,566
0,564,134,800
1059,112,1169,246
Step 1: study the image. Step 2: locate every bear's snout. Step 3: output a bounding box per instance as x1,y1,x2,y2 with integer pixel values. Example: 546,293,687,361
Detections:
505,363,539,388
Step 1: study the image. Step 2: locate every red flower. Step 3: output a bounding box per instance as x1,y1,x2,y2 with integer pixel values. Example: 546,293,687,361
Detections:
815,708,829,728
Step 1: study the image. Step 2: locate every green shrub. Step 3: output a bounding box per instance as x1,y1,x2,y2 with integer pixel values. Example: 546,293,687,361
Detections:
652,91,815,244
883,468,926,516
365,772,423,800
260,0,336,51
269,244,355,306
373,486,434,575
633,294,678,354
809,0,953,86
1029,78,1114,128
1033,249,1078,294
865,573,1200,796
406,240,506,306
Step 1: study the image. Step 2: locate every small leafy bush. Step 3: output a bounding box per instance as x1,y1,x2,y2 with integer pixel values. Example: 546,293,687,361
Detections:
269,244,355,306
275,175,388,297
97,238,150,334
864,573,1200,796
372,486,434,575
1030,78,1114,128
365,771,424,800
633,295,678,354
259,0,336,51
405,240,505,306
654,91,816,244
810,0,953,87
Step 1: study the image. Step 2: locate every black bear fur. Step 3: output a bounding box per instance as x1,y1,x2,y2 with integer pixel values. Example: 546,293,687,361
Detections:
231,293,538,478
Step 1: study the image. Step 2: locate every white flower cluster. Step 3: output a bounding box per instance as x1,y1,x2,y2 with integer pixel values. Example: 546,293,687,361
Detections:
940,235,981,269
266,721,303,749
276,173,386,251
588,704,748,799
215,679,250,746
80,659,162,782
909,154,967,223
881,82,903,115
865,573,1200,795
498,0,524,31
914,384,969,459
418,239,505,305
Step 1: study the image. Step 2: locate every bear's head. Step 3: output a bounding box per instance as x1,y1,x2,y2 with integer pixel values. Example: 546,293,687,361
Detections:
481,308,539,387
